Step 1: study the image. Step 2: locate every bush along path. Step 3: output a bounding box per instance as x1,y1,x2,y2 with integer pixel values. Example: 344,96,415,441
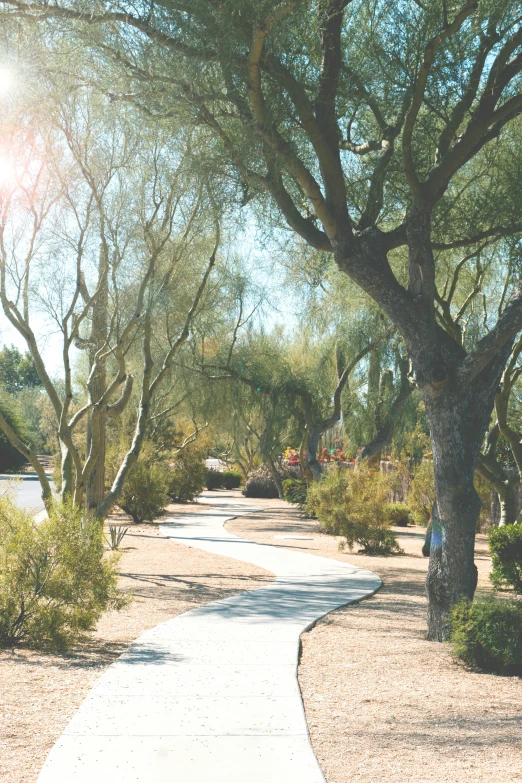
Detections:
37,492,381,783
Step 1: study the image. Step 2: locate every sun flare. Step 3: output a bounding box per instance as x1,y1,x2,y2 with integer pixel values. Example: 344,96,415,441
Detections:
0,155,15,187
0,67,12,94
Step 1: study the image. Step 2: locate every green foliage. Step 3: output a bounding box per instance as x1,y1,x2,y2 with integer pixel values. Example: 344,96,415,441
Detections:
107,525,128,550
489,524,522,594
168,442,207,501
0,393,32,473
206,469,225,490
282,478,307,506
307,466,402,555
383,502,411,527
450,598,522,675
243,465,280,499
0,346,41,396
0,497,126,650
222,470,242,490
475,473,493,532
407,460,435,526
206,469,243,490
119,456,170,523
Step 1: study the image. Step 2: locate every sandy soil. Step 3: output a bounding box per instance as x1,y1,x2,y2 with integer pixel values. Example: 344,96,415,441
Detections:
227,496,522,783
0,501,272,783
2,492,521,783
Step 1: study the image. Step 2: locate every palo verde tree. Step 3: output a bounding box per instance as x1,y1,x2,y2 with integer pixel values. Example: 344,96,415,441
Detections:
200,312,390,480
4,2,522,638
0,85,218,518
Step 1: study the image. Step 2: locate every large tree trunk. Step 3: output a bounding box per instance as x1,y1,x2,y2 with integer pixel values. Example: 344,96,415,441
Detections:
335,221,515,642
421,363,506,641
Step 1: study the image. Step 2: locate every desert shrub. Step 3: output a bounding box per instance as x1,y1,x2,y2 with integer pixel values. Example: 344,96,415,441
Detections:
51,454,62,492
407,460,434,526
475,473,493,532
307,465,402,555
243,464,280,498
282,478,308,506
408,460,490,530
222,470,242,490
168,441,207,501
383,502,411,527
107,524,128,550
0,498,126,650
206,469,225,490
119,457,170,523
0,393,32,473
489,524,522,594
450,597,522,675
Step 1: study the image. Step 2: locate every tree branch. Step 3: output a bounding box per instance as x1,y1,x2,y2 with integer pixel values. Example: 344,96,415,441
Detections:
402,1,477,199
458,279,522,384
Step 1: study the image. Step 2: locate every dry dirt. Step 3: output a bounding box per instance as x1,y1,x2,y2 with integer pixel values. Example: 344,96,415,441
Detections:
0,501,272,783
2,493,521,783
226,496,522,783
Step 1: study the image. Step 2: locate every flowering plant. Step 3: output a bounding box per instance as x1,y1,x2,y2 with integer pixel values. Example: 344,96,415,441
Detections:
319,447,347,463
283,447,301,466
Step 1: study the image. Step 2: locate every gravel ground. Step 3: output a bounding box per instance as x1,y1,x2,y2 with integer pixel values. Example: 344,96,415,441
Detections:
226,496,522,783
2,492,521,783
0,501,272,783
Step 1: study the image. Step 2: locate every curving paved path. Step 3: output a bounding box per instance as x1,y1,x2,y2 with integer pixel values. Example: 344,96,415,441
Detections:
38,492,381,782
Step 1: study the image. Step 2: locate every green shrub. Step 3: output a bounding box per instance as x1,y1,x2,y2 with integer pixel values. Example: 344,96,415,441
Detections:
119,458,170,523
489,524,522,594
406,459,434,526
243,465,280,498
0,498,127,650
383,502,411,527
222,470,242,490
306,465,402,555
0,393,32,473
282,478,307,506
107,525,128,550
168,442,207,501
206,469,225,490
450,597,522,675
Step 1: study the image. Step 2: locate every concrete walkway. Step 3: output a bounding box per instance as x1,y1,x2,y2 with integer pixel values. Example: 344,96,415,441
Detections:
38,493,381,782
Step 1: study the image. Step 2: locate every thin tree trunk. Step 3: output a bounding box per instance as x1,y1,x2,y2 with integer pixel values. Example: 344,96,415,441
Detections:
61,447,74,500
95,317,153,520
86,253,109,513
305,426,322,481
0,411,53,510
267,455,284,499
477,445,519,527
498,486,519,526
358,357,412,467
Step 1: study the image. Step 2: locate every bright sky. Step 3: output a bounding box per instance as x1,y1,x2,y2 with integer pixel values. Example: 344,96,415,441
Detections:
0,63,302,379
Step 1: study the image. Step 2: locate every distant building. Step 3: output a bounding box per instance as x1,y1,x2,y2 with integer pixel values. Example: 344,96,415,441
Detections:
205,458,226,472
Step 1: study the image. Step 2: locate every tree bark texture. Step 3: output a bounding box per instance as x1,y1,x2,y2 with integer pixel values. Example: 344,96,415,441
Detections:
305,426,323,481
336,227,513,640
85,263,109,513
420,359,508,640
